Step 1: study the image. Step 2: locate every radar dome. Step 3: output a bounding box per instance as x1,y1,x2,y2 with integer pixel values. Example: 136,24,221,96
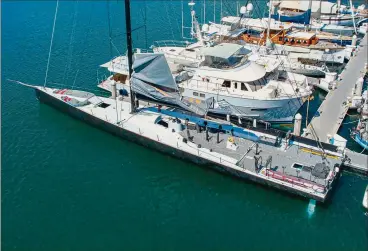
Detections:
240,6,247,15
246,3,253,12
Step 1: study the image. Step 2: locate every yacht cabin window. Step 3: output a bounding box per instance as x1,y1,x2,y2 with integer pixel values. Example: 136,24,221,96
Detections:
193,92,199,96
200,93,205,98
241,83,248,91
247,78,267,91
222,80,231,88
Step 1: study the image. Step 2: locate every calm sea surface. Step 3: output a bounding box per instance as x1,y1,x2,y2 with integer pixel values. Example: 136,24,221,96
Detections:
2,1,368,250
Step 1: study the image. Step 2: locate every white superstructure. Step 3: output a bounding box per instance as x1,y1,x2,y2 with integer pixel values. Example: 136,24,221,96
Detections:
100,44,312,122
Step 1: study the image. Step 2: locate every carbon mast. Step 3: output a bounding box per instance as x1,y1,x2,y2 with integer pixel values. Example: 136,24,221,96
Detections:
124,0,135,113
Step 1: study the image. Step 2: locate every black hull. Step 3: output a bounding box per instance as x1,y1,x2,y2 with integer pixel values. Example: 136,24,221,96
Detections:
35,88,329,202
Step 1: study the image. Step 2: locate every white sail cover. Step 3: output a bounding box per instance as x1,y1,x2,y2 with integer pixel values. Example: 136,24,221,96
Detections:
131,53,208,116
133,53,178,92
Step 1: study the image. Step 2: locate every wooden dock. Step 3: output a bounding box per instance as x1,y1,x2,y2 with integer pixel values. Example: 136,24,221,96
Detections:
303,33,368,143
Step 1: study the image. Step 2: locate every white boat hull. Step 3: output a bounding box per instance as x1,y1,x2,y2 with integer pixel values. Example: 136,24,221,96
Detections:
281,67,325,78
181,88,306,123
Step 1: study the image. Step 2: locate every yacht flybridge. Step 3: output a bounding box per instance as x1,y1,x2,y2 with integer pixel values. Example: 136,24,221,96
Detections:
175,43,312,123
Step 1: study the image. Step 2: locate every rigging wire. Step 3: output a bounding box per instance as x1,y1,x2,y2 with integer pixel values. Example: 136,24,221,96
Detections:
44,0,59,88
107,0,113,59
144,0,148,49
72,2,95,90
106,0,120,123
164,1,176,40
62,0,79,86
171,0,181,39
360,147,366,154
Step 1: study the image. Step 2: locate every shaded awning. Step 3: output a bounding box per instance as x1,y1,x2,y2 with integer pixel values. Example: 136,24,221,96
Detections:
199,43,250,59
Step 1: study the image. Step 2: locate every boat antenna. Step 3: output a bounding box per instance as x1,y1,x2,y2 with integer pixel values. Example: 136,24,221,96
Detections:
213,0,216,22
220,0,222,21
181,0,184,38
306,0,312,31
124,0,135,113
337,0,341,15
349,0,357,34
316,0,322,22
44,0,59,88
266,0,272,48
204,0,206,24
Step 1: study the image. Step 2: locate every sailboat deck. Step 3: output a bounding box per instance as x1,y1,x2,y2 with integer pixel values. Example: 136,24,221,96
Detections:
180,128,339,187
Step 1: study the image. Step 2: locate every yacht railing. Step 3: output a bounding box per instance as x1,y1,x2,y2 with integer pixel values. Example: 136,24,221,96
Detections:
181,79,306,100
133,48,153,53
153,40,191,49
204,56,248,70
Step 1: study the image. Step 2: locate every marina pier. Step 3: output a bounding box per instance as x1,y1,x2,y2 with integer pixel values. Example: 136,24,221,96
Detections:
303,34,367,143
303,34,368,175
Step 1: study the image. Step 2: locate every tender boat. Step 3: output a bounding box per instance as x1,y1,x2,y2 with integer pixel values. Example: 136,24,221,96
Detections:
351,119,368,150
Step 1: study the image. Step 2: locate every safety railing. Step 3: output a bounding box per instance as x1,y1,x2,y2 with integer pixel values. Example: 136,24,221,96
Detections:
153,40,191,48
264,169,326,193
180,78,307,100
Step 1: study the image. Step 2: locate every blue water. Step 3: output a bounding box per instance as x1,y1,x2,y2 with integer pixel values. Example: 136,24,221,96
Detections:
2,1,368,250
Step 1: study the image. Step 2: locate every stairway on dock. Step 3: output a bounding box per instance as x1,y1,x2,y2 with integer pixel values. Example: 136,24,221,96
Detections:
303,34,368,143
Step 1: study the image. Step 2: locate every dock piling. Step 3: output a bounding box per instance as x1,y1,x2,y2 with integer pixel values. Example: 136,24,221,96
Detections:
293,113,302,136
111,82,117,99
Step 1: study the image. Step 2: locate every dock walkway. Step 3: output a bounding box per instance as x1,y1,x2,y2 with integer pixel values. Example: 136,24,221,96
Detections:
303,33,368,143
343,149,368,175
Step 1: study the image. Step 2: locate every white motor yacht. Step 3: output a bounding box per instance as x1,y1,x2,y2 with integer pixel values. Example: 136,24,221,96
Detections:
99,44,313,123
